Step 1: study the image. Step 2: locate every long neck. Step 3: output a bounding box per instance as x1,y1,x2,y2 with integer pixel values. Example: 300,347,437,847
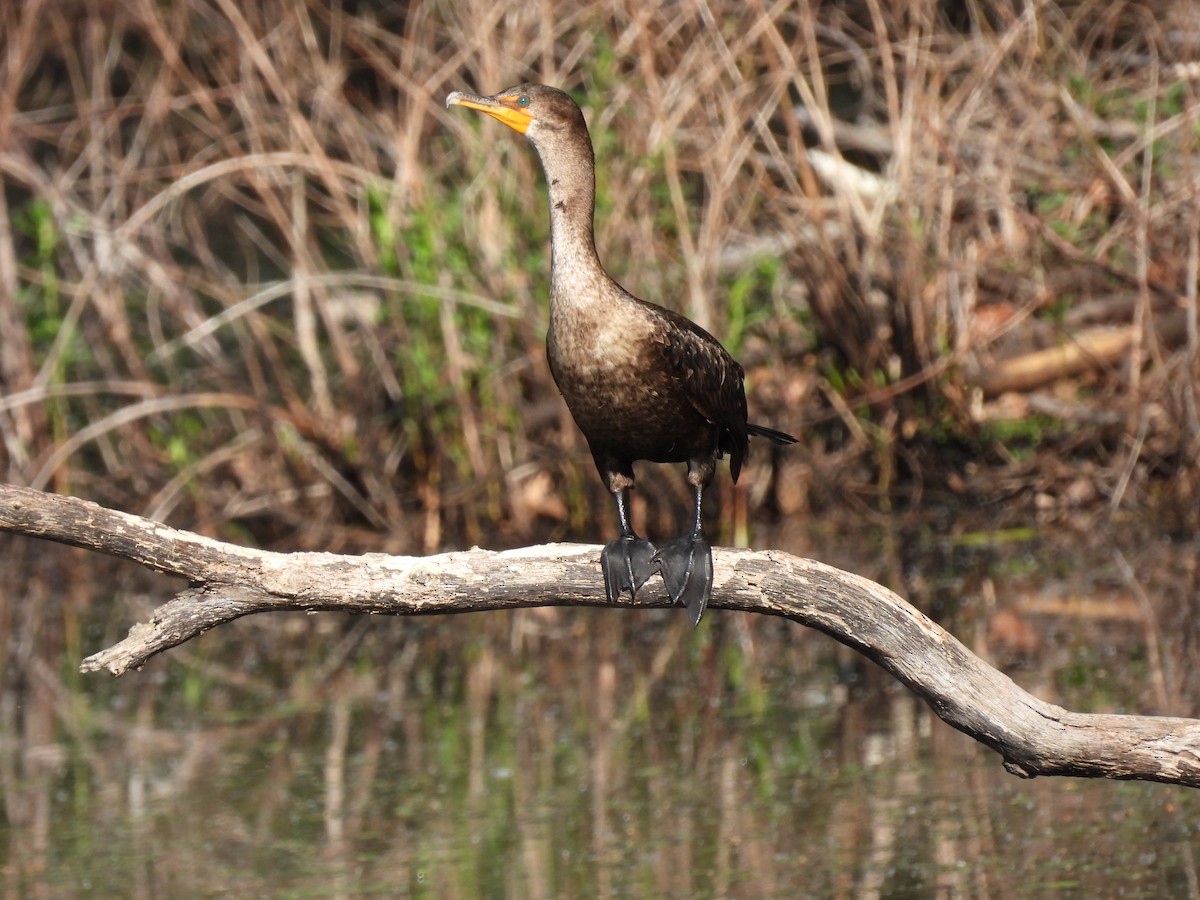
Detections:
533,133,607,305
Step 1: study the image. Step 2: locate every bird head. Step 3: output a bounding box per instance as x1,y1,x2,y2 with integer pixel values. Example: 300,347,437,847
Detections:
445,83,588,146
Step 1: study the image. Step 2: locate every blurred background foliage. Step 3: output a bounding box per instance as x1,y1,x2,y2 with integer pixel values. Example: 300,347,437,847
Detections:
1,1,1200,890
1,0,1196,551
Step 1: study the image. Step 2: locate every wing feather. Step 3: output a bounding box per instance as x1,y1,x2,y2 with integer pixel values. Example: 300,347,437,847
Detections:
644,302,751,478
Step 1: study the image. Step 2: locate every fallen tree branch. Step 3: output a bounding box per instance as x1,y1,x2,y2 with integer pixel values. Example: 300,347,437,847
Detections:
1,482,1197,788
974,308,1189,396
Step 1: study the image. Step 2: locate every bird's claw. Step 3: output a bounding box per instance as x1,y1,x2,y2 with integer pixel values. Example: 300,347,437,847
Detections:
654,534,713,626
601,536,658,602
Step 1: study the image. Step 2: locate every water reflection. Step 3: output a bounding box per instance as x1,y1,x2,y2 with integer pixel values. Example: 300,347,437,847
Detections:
2,521,1198,897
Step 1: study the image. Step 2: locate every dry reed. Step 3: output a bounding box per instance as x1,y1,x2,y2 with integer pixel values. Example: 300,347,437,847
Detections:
2,4,1200,886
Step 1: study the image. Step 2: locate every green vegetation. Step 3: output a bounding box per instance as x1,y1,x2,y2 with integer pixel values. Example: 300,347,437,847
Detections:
0,0,1194,548
0,2,1197,889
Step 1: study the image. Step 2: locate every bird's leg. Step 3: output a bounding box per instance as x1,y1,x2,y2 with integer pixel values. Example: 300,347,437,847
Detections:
600,489,658,602
653,484,713,626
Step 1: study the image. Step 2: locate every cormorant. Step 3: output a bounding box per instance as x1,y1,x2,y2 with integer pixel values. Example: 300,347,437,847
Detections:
446,83,796,625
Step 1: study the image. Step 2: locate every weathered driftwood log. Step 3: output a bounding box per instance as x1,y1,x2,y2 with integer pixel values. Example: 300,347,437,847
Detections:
973,308,1190,397
1,482,1198,788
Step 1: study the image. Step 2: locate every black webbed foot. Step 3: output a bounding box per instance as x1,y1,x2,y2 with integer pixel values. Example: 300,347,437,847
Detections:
654,533,713,626
601,536,658,602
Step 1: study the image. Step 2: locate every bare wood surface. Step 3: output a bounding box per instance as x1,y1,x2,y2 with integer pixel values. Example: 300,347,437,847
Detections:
1,482,1198,788
975,308,1189,396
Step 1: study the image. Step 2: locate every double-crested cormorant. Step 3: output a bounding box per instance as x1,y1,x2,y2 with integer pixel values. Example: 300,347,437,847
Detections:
447,83,796,625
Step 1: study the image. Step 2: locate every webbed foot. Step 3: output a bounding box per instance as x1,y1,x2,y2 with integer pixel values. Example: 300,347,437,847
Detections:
654,534,713,626
601,536,658,602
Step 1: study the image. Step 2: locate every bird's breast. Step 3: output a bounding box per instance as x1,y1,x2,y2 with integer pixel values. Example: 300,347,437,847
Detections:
546,304,714,461
549,303,646,372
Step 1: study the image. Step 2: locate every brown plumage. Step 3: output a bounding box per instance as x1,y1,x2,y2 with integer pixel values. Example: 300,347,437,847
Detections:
447,83,795,624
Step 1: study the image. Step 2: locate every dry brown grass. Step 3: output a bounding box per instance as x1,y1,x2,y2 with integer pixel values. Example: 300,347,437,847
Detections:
0,0,1197,544
2,6,1200,879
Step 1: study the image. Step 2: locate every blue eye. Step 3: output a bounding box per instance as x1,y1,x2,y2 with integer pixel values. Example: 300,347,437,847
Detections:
518,95,530,108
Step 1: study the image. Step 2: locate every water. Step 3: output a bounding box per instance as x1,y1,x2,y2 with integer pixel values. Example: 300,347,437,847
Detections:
2,519,1198,897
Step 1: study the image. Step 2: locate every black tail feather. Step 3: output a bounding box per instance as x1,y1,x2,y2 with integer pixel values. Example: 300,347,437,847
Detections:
747,422,798,445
